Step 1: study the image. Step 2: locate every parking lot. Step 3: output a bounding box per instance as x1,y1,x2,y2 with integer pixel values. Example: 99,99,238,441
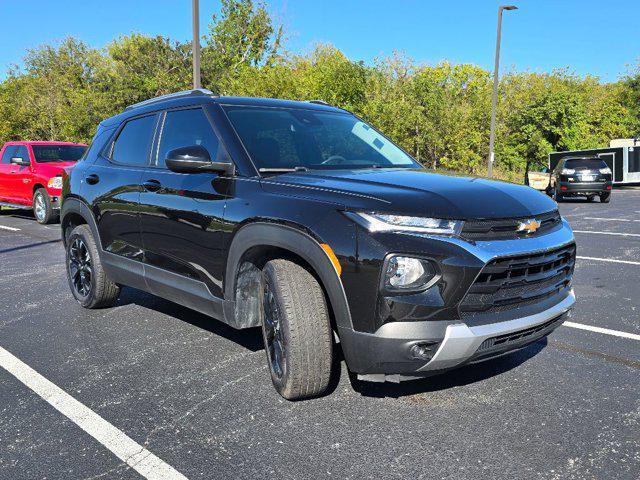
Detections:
0,191,639,480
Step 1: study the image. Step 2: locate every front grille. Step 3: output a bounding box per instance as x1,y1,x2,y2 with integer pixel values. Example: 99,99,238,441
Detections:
460,243,575,315
461,210,561,240
476,315,564,353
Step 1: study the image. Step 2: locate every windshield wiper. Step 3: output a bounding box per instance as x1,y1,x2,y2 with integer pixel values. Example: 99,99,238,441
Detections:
259,166,309,174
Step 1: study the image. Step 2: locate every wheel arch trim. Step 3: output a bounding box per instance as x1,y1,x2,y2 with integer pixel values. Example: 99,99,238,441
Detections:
224,222,353,330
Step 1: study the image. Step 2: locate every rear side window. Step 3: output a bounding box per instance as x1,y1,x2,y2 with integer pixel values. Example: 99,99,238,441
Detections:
1,146,17,164
112,114,158,167
156,108,221,168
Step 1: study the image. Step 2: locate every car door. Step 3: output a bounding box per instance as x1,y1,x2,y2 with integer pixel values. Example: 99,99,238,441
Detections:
0,145,17,201
9,145,33,205
138,106,231,300
86,113,160,263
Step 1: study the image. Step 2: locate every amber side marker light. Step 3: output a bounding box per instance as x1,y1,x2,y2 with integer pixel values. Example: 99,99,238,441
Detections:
320,243,342,276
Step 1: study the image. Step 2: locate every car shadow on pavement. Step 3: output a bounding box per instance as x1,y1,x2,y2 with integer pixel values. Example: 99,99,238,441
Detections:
116,287,265,352
348,340,547,399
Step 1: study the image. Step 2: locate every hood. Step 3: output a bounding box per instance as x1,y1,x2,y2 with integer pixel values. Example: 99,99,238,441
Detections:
36,161,77,176
260,168,557,220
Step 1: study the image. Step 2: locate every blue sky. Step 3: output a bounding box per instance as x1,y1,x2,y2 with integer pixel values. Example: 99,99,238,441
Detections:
0,0,636,82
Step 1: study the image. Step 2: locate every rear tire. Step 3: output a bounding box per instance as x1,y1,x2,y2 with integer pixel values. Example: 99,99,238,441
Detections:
586,195,595,202
66,224,120,308
554,186,563,202
260,259,333,400
600,193,611,203
33,188,56,224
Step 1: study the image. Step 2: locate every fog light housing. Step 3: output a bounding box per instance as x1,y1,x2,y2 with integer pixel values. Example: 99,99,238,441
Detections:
383,256,437,293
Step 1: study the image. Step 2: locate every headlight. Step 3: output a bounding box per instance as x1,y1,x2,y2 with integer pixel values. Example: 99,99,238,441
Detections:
347,212,463,236
47,176,63,189
561,168,575,175
599,167,612,174
384,256,437,292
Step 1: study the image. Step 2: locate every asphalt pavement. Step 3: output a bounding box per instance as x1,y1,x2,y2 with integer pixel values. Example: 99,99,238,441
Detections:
0,190,639,480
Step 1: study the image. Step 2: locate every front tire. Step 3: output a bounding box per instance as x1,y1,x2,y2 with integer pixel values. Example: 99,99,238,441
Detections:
66,224,120,308
33,188,56,224
260,259,333,400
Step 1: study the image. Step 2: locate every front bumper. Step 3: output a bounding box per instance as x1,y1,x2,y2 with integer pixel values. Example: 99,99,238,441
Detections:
339,290,574,381
337,219,576,381
560,181,612,195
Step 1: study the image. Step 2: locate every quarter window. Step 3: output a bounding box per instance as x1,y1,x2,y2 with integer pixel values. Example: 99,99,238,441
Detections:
112,114,158,167
156,108,221,168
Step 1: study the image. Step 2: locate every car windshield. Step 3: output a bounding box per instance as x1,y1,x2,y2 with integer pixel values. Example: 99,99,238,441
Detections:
564,158,608,170
223,106,419,172
32,145,87,163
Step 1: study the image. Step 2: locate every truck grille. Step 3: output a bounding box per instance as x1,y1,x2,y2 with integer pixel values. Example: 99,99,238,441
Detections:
461,210,561,240
460,243,575,315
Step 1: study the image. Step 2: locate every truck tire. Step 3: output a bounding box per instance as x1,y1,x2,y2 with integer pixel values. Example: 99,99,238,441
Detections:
600,193,611,203
65,224,120,309
33,188,56,224
260,259,333,400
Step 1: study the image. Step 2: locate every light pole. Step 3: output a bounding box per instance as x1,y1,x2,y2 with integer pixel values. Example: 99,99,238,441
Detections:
487,4,517,178
192,0,201,89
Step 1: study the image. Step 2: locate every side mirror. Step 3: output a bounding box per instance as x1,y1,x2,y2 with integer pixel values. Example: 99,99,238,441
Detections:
165,145,234,176
10,157,30,166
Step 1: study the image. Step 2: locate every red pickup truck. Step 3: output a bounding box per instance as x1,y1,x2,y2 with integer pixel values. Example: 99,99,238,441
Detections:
0,141,87,224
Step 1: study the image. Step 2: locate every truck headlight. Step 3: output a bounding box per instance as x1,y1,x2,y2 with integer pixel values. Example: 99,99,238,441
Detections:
347,212,463,236
47,176,63,189
384,256,437,292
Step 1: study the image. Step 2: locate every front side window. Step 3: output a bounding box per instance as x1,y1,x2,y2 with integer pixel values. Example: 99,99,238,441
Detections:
112,114,158,167
1,146,17,164
156,108,221,168
32,145,86,163
223,106,419,171
14,146,29,162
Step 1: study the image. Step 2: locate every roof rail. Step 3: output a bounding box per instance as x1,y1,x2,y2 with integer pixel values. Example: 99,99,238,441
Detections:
125,89,216,111
307,99,330,106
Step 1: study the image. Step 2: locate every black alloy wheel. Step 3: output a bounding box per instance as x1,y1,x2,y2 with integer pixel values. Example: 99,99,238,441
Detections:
68,237,93,297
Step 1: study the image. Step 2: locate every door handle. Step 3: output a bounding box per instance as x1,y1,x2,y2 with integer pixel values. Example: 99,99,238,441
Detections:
86,174,100,185
142,179,162,192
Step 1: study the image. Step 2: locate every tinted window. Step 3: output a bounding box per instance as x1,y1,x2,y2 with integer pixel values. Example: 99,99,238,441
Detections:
112,114,157,166
224,106,418,171
156,108,221,168
1,146,17,164
32,145,86,163
14,146,29,162
564,158,608,170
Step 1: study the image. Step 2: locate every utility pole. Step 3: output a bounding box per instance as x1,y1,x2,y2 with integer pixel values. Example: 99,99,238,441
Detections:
487,5,518,178
192,0,201,89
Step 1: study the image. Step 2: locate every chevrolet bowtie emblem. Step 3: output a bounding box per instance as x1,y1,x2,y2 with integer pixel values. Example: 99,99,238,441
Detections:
518,219,541,234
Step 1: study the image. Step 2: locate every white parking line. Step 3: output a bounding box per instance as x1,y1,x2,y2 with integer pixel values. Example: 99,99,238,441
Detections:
583,217,640,223
577,255,640,266
0,224,20,231
564,322,640,341
573,230,640,238
0,346,188,480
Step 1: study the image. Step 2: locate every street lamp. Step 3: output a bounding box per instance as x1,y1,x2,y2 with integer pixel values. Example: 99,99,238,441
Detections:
192,0,201,89
487,4,518,178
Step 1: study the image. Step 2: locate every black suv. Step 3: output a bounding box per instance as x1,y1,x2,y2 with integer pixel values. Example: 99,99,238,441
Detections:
61,90,576,400
549,156,613,203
